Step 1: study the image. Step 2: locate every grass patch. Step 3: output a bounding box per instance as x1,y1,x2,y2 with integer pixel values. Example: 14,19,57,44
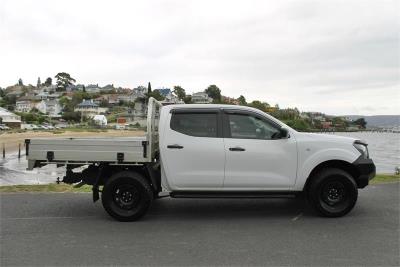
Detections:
0,184,93,193
370,174,400,184
62,128,108,133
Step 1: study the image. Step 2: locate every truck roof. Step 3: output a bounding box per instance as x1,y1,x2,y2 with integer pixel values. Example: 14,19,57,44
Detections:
163,103,293,131
164,103,262,113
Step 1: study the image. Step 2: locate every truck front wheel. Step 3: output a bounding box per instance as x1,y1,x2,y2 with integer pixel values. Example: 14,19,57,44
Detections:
101,171,153,221
308,168,358,217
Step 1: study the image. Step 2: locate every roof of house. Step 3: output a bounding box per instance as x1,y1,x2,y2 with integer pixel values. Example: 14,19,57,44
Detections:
0,107,15,116
155,88,172,96
0,107,21,121
78,99,99,107
93,115,107,120
192,91,209,96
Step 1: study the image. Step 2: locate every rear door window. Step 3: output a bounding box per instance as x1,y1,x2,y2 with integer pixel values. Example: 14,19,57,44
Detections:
170,113,218,137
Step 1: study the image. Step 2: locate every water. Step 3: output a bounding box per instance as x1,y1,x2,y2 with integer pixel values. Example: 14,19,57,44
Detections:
332,132,399,173
0,132,399,185
0,152,66,185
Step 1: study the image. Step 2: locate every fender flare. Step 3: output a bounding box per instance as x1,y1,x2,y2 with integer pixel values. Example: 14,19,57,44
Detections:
295,148,359,190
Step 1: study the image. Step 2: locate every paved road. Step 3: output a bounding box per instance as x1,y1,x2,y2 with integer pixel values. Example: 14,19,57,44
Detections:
1,183,399,266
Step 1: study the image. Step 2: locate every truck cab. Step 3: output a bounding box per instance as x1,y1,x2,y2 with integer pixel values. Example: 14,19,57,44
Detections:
25,98,376,221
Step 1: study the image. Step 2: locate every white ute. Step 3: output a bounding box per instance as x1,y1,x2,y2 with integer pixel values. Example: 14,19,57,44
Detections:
25,98,376,221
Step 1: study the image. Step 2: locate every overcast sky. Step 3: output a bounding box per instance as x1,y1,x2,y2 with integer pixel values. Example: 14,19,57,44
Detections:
0,0,399,115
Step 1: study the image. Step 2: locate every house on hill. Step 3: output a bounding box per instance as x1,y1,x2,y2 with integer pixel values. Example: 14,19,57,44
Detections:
36,99,62,117
93,115,107,127
75,99,108,117
85,84,101,93
15,100,36,113
154,88,172,98
191,92,213,104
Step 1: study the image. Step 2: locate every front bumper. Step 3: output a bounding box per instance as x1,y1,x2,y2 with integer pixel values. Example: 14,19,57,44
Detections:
353,156,376,188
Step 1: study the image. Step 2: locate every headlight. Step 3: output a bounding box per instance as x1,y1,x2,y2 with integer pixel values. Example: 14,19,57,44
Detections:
354,141,369,159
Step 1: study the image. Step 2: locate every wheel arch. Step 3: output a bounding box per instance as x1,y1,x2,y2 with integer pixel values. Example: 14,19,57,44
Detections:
102,164,161,196
303,160,360,191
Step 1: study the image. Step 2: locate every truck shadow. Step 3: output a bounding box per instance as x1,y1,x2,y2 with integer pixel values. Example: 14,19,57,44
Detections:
144,197,314,221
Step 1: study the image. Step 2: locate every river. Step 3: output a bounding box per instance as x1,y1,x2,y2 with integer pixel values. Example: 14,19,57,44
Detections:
0,132,398,185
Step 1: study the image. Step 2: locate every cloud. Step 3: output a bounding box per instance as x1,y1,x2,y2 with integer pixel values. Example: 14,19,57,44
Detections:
0,0,399,115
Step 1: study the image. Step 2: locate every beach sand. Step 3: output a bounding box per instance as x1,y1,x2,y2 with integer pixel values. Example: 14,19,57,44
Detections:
0,130,145,153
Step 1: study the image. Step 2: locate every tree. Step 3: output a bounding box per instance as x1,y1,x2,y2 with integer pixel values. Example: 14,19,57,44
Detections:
354,118,367,129
58,96,71,109
205,85,221,103
173,85,186,100
183,95,192,104
37,77,41,88
44,77,52,86
248,100,269,112
237,95,247,105
55,72,76,91
145,82,152,102
332,117,348,129
18,78,23,86
62,111,81,123
4,95,17,106
284,118,311,132
60,91,91,112
148,90,165,101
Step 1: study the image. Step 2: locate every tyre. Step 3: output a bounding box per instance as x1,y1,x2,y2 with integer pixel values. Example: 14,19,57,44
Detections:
307,168,358,217
101,171,153,221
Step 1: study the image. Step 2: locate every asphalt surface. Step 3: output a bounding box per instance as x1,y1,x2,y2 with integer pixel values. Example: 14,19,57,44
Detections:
1,183,399,266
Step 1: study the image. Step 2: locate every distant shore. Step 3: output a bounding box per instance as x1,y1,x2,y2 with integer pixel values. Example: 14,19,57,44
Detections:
0,129,146,153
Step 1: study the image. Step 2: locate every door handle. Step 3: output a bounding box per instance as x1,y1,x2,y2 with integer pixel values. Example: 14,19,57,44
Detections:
167,144,184,149
229,147,245,151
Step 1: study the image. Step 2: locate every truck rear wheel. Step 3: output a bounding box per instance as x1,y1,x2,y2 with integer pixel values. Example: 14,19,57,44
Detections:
308,168,358,217
101,171,153,221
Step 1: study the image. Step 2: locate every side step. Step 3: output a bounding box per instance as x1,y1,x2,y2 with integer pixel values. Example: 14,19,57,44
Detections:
170,191,299,199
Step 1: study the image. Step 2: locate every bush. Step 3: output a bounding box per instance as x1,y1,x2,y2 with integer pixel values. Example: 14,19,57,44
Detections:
284,119,311,132
62,111,81,123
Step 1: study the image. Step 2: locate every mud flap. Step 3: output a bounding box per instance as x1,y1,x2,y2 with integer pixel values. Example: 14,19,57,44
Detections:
92,164,105,202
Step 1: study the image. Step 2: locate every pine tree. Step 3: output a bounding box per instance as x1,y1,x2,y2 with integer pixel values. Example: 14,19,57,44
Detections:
37,77,41,88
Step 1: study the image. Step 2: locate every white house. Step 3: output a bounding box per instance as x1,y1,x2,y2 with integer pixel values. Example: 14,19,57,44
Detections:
0,107,21,128
117,94,137,103
35,99,62,117
36,91,60,100
75,99,108,117
161,94,184,105
85,84,101,93
191,92,213,104
93,115,107,126
132,86,147,99
15,100,36,113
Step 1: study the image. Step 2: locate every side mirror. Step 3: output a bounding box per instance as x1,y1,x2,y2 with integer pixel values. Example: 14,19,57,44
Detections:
279,128,289,139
